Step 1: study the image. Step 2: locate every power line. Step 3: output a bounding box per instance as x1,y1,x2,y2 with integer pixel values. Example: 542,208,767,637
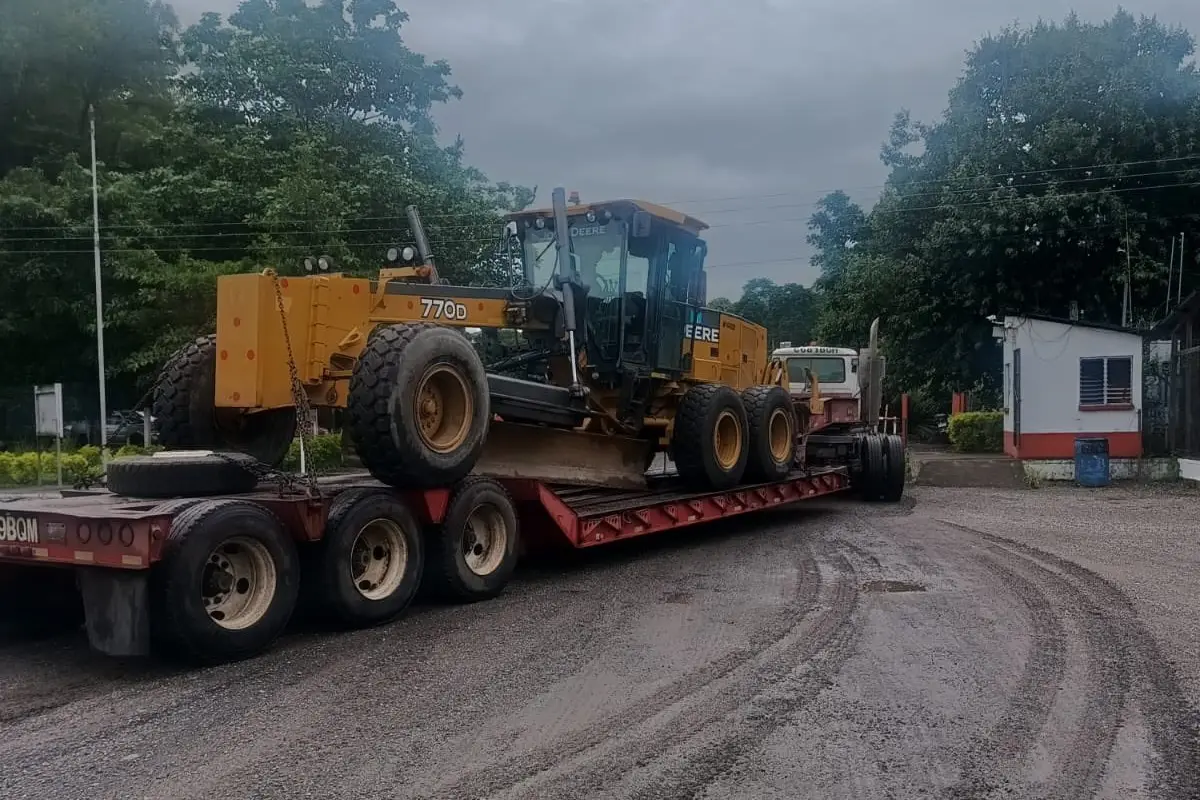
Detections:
9,164,1200,244
5,154,1200,235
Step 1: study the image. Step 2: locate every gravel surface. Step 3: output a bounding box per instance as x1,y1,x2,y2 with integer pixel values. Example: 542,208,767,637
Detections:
2,485,1199,799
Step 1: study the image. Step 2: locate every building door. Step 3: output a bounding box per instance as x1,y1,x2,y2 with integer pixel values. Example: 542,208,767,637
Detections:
1013,348,1022,448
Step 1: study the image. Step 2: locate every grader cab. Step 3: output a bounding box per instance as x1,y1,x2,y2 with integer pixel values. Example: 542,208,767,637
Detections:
152,188,801,491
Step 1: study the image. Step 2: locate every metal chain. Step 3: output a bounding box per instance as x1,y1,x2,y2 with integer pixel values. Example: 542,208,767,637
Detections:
267,269,321,497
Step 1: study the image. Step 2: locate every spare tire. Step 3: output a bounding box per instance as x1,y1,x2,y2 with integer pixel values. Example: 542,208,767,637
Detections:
107,452,259,499
348,323,490,488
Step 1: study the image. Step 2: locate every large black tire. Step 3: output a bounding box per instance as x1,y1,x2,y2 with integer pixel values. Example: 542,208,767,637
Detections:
312,489,425,627
742,385,796,483
107,452,259,498
859,434,887,502
348,323,490,489
671,383,750,490
152,335,297,467
882,434,906,502
150,499,300,664
425,477,519,603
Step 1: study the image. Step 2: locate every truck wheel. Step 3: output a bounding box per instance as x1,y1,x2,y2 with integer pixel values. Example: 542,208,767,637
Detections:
349,323,490,488
671,383,750,490
425,477,519,603
741,385,796,483
882,434,905,502
312,489,424,627
859,434,886,501
152,335,297,467
151,499,299,664
107,452,259,498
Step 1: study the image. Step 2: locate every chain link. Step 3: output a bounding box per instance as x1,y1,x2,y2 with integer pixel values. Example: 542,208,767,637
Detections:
267,269,321,497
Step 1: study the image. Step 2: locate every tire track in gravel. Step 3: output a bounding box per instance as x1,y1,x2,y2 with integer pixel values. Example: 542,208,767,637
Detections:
482,542,861,800
945,549,1068,799
608,545,861,800
942,521,1200,800
431,537,846,800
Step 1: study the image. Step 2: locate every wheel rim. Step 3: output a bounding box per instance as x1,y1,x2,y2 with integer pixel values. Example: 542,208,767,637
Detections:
462,504,508,577
201,536,277,630
414,364,473,454
714,409,743,471
350,518,409,600
768,408,793,462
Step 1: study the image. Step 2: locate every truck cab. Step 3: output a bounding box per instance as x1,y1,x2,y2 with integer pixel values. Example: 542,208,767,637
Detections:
771,344,861,399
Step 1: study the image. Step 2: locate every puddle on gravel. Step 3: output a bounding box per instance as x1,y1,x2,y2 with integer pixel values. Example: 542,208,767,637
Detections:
861,580,927,593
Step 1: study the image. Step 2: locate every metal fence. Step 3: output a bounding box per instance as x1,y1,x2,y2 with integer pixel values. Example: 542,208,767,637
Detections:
1169,348,1200,459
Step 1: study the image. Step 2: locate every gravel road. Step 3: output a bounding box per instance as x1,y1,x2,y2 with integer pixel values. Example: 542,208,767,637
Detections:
3,485,1199,800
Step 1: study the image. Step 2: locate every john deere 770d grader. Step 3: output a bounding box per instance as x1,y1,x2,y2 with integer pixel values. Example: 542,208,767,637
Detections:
150,188,858,492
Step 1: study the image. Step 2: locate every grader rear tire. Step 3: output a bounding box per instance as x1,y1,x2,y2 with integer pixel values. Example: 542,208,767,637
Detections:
671,383,750,490
152,335,297,467
348,323,490,489
742,386,796,483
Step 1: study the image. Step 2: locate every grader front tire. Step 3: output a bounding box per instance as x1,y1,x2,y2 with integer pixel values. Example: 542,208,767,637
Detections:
671,383,750,491
348,323,490,489
152,335,297,467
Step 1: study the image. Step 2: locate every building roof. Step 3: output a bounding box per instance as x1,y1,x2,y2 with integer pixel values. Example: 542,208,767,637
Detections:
1002,312,1141,336
1147,291,1200,336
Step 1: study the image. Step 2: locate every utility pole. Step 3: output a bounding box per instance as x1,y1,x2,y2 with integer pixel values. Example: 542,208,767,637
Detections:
1179,233,1187,305
1167,235,1176,311
89,105,109,464
1120,216,1132,327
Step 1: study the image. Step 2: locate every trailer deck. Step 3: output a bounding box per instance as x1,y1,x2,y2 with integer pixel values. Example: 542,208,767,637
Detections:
0,467,850,571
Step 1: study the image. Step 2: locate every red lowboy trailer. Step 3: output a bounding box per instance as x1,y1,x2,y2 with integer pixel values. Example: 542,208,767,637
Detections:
0,460,878,665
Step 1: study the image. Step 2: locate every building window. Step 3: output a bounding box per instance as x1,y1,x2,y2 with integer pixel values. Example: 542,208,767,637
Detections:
1079,356,1133,407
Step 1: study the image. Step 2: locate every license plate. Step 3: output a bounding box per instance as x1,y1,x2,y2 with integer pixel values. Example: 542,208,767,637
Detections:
0,515,39,544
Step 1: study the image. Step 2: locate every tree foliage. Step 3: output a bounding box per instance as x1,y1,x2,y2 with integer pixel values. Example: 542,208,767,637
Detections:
814,9,1200,400
0,0,532,406
709,278,820,348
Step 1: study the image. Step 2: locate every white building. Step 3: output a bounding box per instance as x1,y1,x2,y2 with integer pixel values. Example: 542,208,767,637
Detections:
996,314,1143,461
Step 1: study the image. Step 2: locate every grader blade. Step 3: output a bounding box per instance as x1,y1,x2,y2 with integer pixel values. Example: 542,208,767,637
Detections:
474,421,653,489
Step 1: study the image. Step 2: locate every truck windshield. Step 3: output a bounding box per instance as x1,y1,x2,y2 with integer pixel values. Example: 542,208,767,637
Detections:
522,223,640,299
786,357,847,384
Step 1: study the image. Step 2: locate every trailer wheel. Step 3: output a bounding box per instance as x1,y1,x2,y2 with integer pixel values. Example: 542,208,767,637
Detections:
671,383,750,490
151,499,299,664
152,334,297,467
349,323,490,489
426,477,519,603
312,489,424,627
882,434,905,502
741,385,796,482
859,434,887,501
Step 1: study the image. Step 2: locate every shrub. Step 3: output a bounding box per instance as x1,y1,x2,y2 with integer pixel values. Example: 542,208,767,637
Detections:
7,452,54,484
282,434,345,472
0,452,14,484
78,445,102,467
947,411,1004,453
115,444,147,459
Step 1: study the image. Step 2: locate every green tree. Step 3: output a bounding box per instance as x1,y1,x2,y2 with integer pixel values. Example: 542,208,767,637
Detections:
0,0,532,411
817,9,1200,399
807,190,866,284
719,278,820,347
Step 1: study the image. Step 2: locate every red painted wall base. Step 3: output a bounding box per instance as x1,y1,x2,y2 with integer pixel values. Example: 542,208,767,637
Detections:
1003,430,1142,459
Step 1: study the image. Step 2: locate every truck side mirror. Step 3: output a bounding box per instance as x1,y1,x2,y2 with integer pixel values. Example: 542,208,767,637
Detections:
631,211,652,238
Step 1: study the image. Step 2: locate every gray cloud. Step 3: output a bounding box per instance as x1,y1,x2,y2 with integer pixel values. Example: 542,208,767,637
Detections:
175,0,1200,297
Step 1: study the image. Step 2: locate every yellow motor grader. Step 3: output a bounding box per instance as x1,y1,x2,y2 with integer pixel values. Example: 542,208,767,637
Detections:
151,188,800,490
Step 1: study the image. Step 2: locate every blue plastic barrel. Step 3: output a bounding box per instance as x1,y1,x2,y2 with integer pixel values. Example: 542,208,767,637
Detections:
1075,437,1110,487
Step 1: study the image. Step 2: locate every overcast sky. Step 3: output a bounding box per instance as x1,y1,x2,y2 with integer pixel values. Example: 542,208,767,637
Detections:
176,1,1200,298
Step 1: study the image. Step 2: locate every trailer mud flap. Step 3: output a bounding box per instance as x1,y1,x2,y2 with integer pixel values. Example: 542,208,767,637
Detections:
474,421,653,489
78,568,151,657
